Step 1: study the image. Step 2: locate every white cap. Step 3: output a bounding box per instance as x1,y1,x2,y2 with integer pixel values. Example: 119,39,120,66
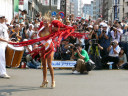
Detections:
102,23,108,27
0,15,5,18
88,25,93,28
100,22,104,26
29,24,34,28
113,40,118,44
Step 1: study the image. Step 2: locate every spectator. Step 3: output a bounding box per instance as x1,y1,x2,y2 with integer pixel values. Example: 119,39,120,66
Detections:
19,10,27,23
31,24,39,40
66,20,71,26
118,48,127,68
56,14,62,22
88,25,98,40
111,25,123,42
26,24,34,40
9,24,22,42
26,44,41,69
103,40,121,69
87,25,93,33
19,22,28,41
81,17,85,25
99,23,111,58
61,39,73,60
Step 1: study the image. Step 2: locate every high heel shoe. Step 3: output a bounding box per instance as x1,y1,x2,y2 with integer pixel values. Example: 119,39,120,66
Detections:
40,80,49,88
51,81,55,89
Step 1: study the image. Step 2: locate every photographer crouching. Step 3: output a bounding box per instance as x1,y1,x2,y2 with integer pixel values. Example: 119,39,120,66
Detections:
102,40,121,69
71,44,92,74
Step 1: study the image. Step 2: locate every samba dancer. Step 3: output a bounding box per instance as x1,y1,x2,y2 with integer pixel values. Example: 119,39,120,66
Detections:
10,13,88,88
38,14,68,88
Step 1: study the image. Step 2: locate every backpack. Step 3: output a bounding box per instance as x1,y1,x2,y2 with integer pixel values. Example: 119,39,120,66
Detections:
86,59,96,71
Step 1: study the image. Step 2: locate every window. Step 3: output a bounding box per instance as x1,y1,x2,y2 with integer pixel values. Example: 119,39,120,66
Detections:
52,0,57,5
42,0,49,6
127,13,128,17
118,0,120,4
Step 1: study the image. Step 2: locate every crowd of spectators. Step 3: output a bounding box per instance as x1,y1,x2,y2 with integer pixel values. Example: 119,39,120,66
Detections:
54,15,128,70
2,9,128,69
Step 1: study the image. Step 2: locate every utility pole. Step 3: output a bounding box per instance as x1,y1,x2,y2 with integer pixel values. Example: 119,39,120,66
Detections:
65,0,67,18
123,0,125,19
64,0,66,23
49,0,52,13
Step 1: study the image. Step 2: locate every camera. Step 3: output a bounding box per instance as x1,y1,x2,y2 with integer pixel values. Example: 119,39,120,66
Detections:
66,44,78,54
102,30,106,33
68,46,77,51
110,27,113,31
66,46,73,54
73,47,77,51
111,42,116,46
94,30,98,33
91,39,98,46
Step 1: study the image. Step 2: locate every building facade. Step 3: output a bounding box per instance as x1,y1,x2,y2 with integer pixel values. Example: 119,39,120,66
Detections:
102,0,108,21
99,0,103,17
70,0,75,15
93,0,100,20
0,0,13,23
72,0,83,18
66,0,71,15
83,1,93,20
124,0,128,19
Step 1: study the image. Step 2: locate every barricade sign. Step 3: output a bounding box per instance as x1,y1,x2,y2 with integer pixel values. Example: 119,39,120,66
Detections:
52,61,76,68
51,11,57,16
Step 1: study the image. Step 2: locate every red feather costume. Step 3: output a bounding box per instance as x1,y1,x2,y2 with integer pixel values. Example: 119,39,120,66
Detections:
10,20,89,58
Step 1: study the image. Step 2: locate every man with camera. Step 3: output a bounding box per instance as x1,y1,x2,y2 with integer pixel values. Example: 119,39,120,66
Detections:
87,25,103,69
71,44,90,74
61,39,73,60
88,25,99,40
103,40,121,69
111,25,123,42
99,23,111,58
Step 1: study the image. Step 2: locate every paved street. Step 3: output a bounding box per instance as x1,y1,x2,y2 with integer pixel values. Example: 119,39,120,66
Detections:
0,69,128,96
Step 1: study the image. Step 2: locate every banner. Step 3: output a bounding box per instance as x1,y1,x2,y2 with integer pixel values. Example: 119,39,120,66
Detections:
14,0,19,12
52,61,76,68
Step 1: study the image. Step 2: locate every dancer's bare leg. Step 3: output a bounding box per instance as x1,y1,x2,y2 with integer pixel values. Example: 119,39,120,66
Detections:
47,52,54,84
42,57,47,82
